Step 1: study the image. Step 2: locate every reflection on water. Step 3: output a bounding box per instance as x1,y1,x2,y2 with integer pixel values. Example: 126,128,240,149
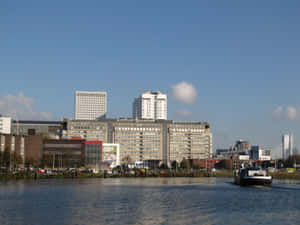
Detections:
0,178,299,225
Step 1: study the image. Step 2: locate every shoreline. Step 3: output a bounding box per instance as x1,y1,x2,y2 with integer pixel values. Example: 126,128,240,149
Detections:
1,171,300,181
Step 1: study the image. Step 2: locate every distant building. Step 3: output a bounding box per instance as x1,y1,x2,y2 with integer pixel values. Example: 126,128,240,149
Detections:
75,91,107,120
11,120,62,138
230,140,250,153
215,149,229,158
282,134,293,159
250,146,271,161
133,91,167,120
0,116,11,134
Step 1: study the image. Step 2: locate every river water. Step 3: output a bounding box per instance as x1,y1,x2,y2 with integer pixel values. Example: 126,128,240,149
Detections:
0,178,299,225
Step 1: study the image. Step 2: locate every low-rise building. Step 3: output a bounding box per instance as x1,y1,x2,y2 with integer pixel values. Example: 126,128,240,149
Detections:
250,146,271,161
0,133,43,168
11,120,62,138
43,139,85,168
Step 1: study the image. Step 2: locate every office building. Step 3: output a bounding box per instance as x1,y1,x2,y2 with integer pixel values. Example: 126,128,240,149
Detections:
11,120,62,138
62,118,212,165
250,146,271,161
133,91,167,120
85,141,102,169
62,119,108,142
75,91,107,120
0,116,11,134
168,122,212,162
282,134,293,159
0,133,43,168
113,119,163,163
43,139,85,168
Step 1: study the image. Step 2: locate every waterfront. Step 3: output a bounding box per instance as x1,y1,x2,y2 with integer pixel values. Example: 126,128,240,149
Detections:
0,178,300,225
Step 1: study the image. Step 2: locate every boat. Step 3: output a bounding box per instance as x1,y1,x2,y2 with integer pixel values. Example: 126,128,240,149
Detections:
234,166,272,186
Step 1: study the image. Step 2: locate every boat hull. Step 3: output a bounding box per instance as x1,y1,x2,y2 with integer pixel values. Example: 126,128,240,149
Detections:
235,176,272,186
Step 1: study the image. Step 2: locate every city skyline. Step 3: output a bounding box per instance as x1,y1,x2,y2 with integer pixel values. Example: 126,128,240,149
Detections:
1,1,300,157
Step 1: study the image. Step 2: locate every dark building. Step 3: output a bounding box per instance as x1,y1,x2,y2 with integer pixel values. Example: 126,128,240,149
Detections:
0,133,43,168
11,120,62,138
43,139,85,168
25,135,43,167
85,141,102,169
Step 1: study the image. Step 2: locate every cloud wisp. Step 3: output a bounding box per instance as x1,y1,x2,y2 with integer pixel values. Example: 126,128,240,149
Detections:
0,92,53,120
272,105,300,120
170,82,197,105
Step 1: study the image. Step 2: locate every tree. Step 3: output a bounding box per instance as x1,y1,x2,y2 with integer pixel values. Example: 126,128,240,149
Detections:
2,147,11,169
180,158,191,169
121,155,133,169
171,160,178,169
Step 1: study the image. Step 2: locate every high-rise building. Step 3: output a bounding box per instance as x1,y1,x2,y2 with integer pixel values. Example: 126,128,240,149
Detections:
0,116,11,134
75,91,107,120
282,134,293,159
132,91,167,120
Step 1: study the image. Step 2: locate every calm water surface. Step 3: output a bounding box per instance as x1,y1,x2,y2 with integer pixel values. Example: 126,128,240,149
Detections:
0,178,300,225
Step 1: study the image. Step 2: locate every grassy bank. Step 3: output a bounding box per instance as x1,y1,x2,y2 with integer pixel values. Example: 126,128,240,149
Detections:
269,171,300,180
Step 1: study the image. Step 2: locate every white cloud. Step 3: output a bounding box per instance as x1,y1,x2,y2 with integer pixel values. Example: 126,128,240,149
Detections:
286,106,297,120
272,106,283,119
272,105,299,121
0,92,53,120
170,82,197,104
174,109,193,117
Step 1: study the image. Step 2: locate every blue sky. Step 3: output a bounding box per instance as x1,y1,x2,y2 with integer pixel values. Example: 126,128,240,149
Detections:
1,1,300,157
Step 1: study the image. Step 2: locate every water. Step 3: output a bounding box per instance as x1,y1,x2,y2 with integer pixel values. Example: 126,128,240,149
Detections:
0,178,299,225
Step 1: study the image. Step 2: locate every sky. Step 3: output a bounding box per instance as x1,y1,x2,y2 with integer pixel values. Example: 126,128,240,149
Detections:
1,1,300,158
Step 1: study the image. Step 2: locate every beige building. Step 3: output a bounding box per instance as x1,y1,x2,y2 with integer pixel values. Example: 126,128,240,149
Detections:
62,120,108,142
113,119,163,162
62,119,212,165
168,122,212,162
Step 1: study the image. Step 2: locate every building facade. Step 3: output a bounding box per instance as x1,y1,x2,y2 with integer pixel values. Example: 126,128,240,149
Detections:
62,119,212,165
0,116,11,134
75,91,107,120
43,139,85,168
113,119,163,163
11,120,62,138
0,134,43,168
250,146,271,161
282,134,293,159
85,141,102,169
168,122,212,163
62,119,108,142
133,91,167,120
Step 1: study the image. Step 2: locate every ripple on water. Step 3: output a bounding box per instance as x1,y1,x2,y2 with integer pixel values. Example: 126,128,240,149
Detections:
0,178,300,225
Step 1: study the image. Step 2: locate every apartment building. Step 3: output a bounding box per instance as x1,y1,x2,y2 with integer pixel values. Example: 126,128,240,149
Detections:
133,91,167,120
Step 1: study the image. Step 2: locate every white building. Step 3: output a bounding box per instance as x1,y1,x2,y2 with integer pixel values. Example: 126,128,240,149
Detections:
250,146,271,161
132,91,167,120
75,91,107,120
0,116,11,134
282,134,293,159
